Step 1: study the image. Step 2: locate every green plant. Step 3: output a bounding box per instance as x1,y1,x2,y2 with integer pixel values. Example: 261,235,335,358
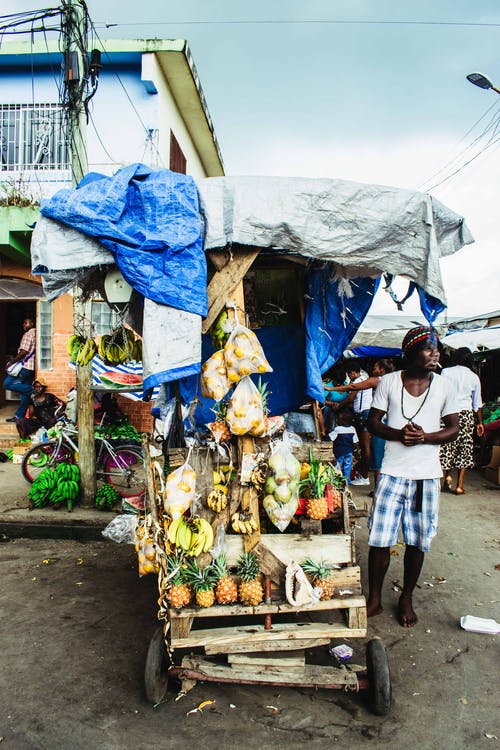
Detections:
0,176,39,207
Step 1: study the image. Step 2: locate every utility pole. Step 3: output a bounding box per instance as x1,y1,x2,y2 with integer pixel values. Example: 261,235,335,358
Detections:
63,0,96,505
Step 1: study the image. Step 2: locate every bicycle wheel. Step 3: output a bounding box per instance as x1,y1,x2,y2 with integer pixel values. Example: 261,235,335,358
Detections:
22,442,75,483
103,444,145,498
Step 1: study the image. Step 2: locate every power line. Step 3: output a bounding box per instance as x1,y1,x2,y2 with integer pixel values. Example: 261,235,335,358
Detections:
94,18,500,29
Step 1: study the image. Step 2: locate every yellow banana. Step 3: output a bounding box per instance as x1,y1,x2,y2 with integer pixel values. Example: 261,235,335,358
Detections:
167,517,181,544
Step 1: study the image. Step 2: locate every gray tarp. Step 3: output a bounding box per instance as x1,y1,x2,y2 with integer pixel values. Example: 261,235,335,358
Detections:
197,175,474,304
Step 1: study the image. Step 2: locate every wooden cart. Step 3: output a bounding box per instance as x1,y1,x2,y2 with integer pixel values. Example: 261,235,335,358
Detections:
143,439,391,716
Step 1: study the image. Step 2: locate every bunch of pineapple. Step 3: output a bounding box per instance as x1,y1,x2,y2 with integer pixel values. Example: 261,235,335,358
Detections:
300,558,336,600
184,559,218,608
236,551,264,606
213,554,238,604
165,552,191,608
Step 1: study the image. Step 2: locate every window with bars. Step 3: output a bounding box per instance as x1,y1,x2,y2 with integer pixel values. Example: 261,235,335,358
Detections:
90,300,120,336
38,300,53,369
0,103,70,170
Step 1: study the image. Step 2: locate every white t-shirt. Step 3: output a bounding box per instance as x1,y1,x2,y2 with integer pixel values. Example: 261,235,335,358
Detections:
441,365,483,412
352,374,373,412
328,425,359,442
371,371,458,479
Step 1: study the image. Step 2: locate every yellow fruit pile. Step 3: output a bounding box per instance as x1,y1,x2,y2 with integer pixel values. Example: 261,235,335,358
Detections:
135,519,159,576
201,349,231,401
163,464,196,519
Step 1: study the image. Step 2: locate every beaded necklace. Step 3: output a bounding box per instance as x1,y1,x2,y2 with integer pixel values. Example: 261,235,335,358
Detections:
400,373,433,426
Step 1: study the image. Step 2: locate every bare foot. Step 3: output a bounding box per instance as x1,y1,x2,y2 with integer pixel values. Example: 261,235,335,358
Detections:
398,594,418,627
455,487,465,495
366,598,383,618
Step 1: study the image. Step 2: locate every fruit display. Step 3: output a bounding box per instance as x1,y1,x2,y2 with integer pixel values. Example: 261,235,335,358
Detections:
262,438,301,531
200,349,231,402
300,558,336,601
213,554,238,604
236,551,264,606
167,515,214,557
165,552,191,608
28,462,80,511
98,326,142,365
206,465,233,512
230,509,259,535
184,559,217,608
207,400,232,444
163,463,196,518
99,372,143,389
95,422,141,443
226,376,266,437
67,334,97,366
223,322,272,383
209,309,231,351
299,452,346,518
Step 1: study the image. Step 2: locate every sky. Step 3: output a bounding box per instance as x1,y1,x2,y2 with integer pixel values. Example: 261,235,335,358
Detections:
4,0,500,318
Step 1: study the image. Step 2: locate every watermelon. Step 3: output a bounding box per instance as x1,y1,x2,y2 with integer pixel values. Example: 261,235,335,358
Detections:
100,372,143,389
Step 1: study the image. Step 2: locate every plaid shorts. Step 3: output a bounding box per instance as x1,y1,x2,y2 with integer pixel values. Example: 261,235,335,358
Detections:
367,474,441,552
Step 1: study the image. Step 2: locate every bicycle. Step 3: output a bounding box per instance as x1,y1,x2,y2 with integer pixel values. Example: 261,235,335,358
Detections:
21,419,145,498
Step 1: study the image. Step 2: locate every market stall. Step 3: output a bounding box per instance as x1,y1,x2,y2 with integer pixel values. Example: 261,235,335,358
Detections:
31,165,474,714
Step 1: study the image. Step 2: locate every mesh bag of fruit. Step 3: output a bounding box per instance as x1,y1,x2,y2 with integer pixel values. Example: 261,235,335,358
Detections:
200,349,231,401
223,322,272,384
226,376,266,437
163,462,197,519
263,435,301,531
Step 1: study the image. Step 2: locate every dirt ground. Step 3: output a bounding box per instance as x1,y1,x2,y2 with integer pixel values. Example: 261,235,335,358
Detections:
0,469,498,750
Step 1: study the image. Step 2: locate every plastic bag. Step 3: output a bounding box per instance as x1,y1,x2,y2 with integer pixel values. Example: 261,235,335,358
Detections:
163,462,197,519
224,322,273,384
102,514,138,543
262,435,301,531
135,516,160,576
226,376,266,437
200,349,231,401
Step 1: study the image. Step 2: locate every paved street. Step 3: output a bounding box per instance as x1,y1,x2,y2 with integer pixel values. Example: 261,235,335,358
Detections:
0,470,498,749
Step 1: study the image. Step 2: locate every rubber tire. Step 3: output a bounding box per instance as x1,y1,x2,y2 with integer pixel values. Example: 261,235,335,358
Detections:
144,625,170,705
103,444,145,498
366,637,391,716
21,442,75,483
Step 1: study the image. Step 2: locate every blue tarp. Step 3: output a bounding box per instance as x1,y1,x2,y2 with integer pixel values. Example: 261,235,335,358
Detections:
305,270,380,403
350,346,402,357
40,163,207,317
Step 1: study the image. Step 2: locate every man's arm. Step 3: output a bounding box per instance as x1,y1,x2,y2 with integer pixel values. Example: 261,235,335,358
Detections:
367,407,403,442
418,413,459,445
7,348,28,366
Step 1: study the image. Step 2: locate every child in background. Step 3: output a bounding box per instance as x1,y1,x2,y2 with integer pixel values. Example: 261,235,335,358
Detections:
329,407,358,484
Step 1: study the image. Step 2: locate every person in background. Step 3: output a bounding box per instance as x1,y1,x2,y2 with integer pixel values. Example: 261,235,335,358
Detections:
366,327,458,627
15,380,65,439
322,372,348,434
334,359,396,490
4,318,36,422
440,347,484,495
343,363,372,485
329,406,358,483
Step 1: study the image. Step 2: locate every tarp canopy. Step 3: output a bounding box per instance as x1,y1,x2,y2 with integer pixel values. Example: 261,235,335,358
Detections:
31,165,474,400
442,327,500,352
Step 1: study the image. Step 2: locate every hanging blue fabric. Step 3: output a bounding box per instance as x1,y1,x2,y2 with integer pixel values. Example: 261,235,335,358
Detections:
305,268,380,403
383,274,445,325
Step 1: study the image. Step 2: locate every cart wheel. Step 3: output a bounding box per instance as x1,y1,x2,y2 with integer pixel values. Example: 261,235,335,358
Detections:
366,637,391,716
144,625,171,705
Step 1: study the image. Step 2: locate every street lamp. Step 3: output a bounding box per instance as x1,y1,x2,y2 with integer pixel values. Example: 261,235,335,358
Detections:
466,72,500,94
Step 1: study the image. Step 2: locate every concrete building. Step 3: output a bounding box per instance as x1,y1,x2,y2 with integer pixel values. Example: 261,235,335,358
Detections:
0,38,224,434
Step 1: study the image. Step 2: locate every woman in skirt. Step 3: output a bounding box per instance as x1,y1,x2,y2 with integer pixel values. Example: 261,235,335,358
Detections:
440,348,484,495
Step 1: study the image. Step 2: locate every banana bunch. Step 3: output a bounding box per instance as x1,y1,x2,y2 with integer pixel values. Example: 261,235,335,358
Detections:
167,516,214,557
67,334,97,366
231,510,259,535
28,463,80,511
206,465,233,513
98,327,140,365
209,308,231,350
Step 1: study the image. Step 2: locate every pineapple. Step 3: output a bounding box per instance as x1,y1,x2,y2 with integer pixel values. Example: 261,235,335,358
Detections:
213,554,238,605
208,399,232,443
184,559,217,608
165,553,191,609
236,551,263,606
306,496,329,520
300,558,336,601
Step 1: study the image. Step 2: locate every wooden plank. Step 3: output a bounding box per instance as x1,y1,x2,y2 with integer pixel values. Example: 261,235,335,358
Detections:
237,436,261,552
346,606,368,631
228,651,305,669
254,539,286,584
179,657,360,690
205,638,331,655
300,518,322,536
223,533,354,568
142,435,159,524
170,621,367,650
168,616,193,640
202,247,259,333
207,249,231,271
168,594,366,620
